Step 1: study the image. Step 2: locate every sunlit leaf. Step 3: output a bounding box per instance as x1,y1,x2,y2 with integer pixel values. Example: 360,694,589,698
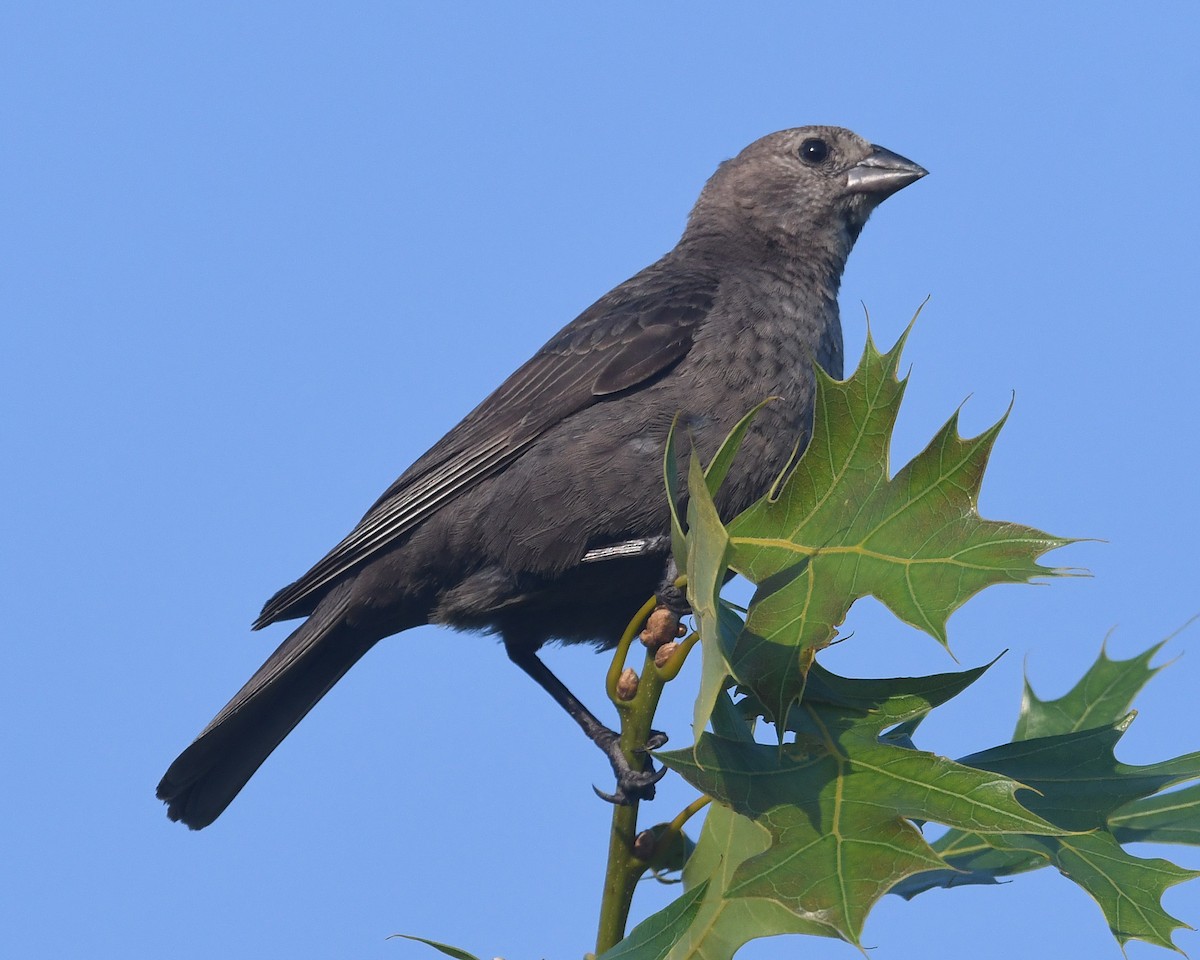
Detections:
663,804,837,960
596,880,710,960
723,328,1071,722
685,450,733,743
1016,638,1167,740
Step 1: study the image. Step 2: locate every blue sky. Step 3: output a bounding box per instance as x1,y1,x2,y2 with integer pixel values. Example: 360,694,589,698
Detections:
4,4,1198,958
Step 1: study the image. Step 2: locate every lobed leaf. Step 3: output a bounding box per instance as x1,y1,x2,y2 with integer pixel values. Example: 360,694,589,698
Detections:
723,328,1070,722
984,831,1199,952
660,664,1067,945
897,640,1200,952
649,320,1197,954
1016,638,1167,740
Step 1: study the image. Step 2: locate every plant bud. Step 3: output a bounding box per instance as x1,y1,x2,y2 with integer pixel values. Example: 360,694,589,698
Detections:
640,606,679,648
654,641,679,668
616,667,639,701
633,829,656,860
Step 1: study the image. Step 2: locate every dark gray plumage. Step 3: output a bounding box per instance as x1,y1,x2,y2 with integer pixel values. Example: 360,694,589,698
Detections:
158,126,926,828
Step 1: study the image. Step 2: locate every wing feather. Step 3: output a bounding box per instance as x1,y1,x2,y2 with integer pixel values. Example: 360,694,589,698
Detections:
254,270,717,628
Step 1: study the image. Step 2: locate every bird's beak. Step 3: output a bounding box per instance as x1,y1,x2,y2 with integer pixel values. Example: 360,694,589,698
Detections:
846,145,928,197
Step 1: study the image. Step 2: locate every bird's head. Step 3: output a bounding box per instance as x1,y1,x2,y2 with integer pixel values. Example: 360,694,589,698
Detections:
684,126,927,269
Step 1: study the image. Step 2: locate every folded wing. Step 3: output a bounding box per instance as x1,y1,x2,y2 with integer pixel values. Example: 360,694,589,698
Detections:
254,273,718,628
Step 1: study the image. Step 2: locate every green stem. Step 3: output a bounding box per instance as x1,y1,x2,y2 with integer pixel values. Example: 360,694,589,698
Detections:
595,782,643,952
595,584,693,955
606,594,659,703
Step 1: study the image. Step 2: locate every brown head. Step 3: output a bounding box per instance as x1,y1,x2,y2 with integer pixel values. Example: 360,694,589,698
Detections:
682,125,926,275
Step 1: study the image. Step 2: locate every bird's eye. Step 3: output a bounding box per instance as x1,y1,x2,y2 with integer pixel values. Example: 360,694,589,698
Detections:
798,138,829,165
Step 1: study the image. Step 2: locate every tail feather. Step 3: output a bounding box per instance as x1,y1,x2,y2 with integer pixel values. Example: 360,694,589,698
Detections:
157,582,376,829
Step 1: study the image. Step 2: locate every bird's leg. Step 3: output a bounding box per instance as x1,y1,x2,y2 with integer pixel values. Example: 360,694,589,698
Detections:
654,556,689,619
505,644,667,805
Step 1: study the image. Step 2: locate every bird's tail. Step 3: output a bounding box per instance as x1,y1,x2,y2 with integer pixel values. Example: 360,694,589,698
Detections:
157,581,378,829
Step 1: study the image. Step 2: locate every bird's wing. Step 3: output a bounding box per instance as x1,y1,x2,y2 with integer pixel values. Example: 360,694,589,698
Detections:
254,273,717,628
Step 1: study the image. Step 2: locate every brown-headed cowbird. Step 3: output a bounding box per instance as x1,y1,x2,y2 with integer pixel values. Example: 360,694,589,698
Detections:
158,126,926,828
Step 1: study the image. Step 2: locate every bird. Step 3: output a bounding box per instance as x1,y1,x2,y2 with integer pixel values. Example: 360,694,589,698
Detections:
157,126,926,829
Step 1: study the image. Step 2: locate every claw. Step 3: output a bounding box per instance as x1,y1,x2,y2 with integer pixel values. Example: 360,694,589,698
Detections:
645,763,669,785
593,763,669,806
592,783,624,804
594,725,670,804
644,730,669,751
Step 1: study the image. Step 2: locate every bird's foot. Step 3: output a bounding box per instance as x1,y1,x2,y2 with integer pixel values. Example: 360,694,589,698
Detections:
642,559,689,650
655,556,690,617
592,729,669,805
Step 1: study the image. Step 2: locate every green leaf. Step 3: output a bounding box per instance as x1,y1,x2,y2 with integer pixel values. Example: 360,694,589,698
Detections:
896,641,1200,952
709,675,754,744
899,828,1200,951
685,450,735,745
389,935,482,960
663,804,838,960
664,400,773,586
704,398,779,497
724,327,1071,722
959,715,1200,830
799,657,996,723
665,403,775,741
1112,783,1200,846
659,665,1068,945
663,414,688,565
1015,638,1167,740
596,880,710,960
954,718,1200,950
889,832,1042,898
984,831,1200,952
